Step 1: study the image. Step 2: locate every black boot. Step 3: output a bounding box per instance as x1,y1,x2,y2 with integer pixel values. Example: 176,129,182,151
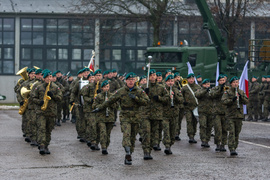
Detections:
164,147,172,155
144,152,153,160
56,119,61,126
80,138,86,142
102,149,108,155
90,144,96,150
25,137,31,143
30,140,38,146
175,135,181,141
87,141,92,147
95,144,100,150
201,141,206,147
153,144,161,151
39,145,45,155
124,146,132,165
215,144,221,151
246,117,253,121
189,137,197,144
230,150,238,156
220,145,227,152
62,117,66,123
45,146,51,154
204,142,210,148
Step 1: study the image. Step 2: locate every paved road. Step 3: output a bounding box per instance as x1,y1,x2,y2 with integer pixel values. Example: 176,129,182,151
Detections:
0,109,269,180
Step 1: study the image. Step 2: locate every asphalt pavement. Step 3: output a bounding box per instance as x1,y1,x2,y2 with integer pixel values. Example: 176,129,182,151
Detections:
0,109,269,180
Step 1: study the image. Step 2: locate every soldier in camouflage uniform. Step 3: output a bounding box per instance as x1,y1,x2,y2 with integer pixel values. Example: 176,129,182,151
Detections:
92,80,117,155
32,72,63,155
262,75,270,121
196,75,202,86
221,76,248,156
141,69,169,159
181,73,201,143
112,69,125,87
195,79,213,148
209,75,227,151
92,72,149,165
156,72,164,85
246,76,260,121
162,75,183,154
258,76,267,120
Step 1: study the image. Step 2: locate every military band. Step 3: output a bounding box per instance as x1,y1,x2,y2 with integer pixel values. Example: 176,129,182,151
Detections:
14,65,270,165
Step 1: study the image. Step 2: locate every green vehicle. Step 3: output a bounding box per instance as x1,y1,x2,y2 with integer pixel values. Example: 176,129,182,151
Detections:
146,0,269,80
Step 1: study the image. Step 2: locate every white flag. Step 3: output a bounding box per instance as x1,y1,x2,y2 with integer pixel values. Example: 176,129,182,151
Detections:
187,62,198,84
239,61,249,114
215,62,219,87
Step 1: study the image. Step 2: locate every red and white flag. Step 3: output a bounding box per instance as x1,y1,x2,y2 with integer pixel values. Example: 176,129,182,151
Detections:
88,50,95,72
187,62,198,84
239,61,249,114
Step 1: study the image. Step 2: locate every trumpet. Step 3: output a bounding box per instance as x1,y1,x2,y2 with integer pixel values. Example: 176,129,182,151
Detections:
182,79,188,87
105,91,109,117
224,86,230,91
170,86,174,108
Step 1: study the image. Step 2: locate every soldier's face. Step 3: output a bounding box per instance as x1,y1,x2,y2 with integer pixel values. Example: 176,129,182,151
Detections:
108,73,113,79
83,72,88,78
95,74,102,81
29,72,35,80
231,80,239,88
187,77,195,84
165,72,171,77
102,84,110,92
197,77,202,82
251,78,257,82
51,77,56,82
56,73,62,78
166,79,174,86
35,73,43,80
140,78,147,85
218,78,225,85
113,72,117,77
126,78,135,88
68,76,73,81
44,75,52,83
202,82,210,88
267,78,270,82
175,76,180,81
149,73,157,82
90,76,95,83
157,76,162,82
262,77,266,82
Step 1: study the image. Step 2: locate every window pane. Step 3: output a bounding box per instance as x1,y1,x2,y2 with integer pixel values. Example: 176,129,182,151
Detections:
100,49,110,61
71,20,82,32
47,48,56,60
33,48,43,60
136,62,145,75
125,34,136,46
21,32,32,45
3,18,14,31
33,61,43,69
71,33,82,45
3,61,14,73
58,33,69,45
112,34,122,46
126,50,135,61
112,62,122,72
33,32,43,45
112,49,121,61
126,23,136,33
21,19,32,31
46,19,57,32
137,34,147,46
45,61,57,72
58,19,69,32
0,49,1,59
22,48,31,59
21,61,31,69
33,19,44,31
137,50,146,61
72,49,81,60
124,62,135,72
179,22,189,34
83,33,94,46
99,61,111,71
59,49,68,60
0,33,2,45
71,61,82,72
83,49,92,60
4,48,13,59
0,61,2,73
46,33,57,45
190,22,201,34
137,22,148,33
0,19,2,30
3,32,14,45
58,61,69,73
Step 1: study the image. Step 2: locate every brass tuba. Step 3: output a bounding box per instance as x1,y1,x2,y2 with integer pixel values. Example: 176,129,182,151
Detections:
18,82,37,115
41,81,52,111
16,67,29,85
182,78,188,87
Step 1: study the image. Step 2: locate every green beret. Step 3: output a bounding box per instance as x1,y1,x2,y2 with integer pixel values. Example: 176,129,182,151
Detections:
252,76,258,79
262,75,267,78
77,69,83,75
140,75,146,82
165,75,174,82
229,76,239,83
84,67,90,72
52,72,57,77
35,69,42,74
55,70,61,74
93,69,102,75
101,80,109,88
87,73,94,79
267,75,270,78
156,72,162,77
68,74,72,78
223,74,228,77
165,69,172,74
118,73,123,77
149,69,156,75
112,69,117,73
202,78,210,84
28,68,35,74
196,75,202,78
217,74,225,81
174,72,180,78
187,73,195,79
125,72,136,80
103,70,109,76
43,71,52,79
26,68,31,72
42,69,50,75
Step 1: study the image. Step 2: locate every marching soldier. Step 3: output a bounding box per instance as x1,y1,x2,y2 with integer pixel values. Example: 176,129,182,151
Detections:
209,74,227,151
156,72,164,85
196,75,202,85
92,80,117,154
246,76,260,121
221,76,248,156
181,73,201,143
163,75,183,154
139,75,147,87
32,71,62,155
258,76,267,120
262,75,270,121
92,72,149,165
112,69,125,87
195,79,213,148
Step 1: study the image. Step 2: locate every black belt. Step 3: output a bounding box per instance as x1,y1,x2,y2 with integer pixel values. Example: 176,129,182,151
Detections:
122,107,134,111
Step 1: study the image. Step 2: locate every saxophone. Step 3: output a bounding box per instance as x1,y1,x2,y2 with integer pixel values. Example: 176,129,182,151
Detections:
41,81,52,111
94,81,99,98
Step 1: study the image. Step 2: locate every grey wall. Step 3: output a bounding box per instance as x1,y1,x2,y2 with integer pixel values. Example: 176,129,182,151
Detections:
0,76,20,103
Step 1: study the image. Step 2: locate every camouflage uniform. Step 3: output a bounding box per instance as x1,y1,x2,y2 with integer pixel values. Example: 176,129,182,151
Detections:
174,81,184,139
55,81,65,122
108,77,120,125
93,91,117,150
209,84,227,147
69,77,80,122
247,81,260,120
57,77,70,120
141,82,169,153
99,85,149,153
162,85,183,148
258,82,267,119
32,82,62,147
263,82,270,120
195,87,213,144
221,87,248,152
181,83,201,140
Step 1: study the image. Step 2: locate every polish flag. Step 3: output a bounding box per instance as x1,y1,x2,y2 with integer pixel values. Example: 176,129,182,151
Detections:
215,62,219,86
88,50,95,72
187,62,198,84
239,61,249,114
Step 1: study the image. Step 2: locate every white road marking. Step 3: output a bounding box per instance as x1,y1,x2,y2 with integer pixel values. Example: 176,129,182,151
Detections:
244,121,270,126
239,140,270,149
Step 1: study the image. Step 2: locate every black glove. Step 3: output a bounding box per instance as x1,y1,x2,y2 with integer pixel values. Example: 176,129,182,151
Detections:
97,89,101,94
153,95,159,101
220,84,225,92
39,100,44,106
47,91,53,97
128,93,136,99
69,101,74,105
20,101,24,106
183,101,188,106
207,87,210,92
144,88,149,95
91,108,100,113
232,96,237,101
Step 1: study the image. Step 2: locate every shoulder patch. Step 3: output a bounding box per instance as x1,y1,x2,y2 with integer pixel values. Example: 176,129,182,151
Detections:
224,91,227,94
